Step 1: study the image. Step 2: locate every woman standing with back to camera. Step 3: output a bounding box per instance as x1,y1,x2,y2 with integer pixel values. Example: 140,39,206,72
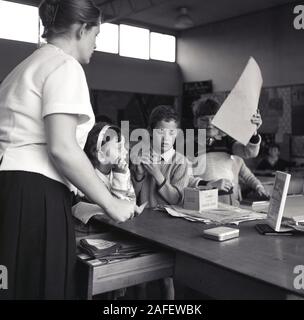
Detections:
0,0,137,300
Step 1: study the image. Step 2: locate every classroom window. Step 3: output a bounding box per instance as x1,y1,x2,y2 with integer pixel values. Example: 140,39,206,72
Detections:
150,32,176,63
119,24,150,60
96,23,119,54
0,2,176,64
0,0,38,44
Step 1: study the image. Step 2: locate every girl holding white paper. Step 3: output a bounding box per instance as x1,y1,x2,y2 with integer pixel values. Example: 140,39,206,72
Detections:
189,98,262,205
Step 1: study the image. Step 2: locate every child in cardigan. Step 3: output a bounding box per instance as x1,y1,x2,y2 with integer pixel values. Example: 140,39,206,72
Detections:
189,98,262,205
132,105,190,208
131,105,190,300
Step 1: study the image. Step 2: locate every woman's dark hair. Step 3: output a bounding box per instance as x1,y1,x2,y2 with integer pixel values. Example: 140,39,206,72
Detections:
148,105,179,129
39,0,101,40
84,122,122,168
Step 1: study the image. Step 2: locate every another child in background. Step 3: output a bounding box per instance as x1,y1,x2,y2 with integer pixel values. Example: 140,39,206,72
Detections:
232,155,269,202
189,98,262,205
257,143,294,172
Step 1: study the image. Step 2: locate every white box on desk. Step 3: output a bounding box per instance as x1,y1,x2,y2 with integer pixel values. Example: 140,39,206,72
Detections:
183,187,218,211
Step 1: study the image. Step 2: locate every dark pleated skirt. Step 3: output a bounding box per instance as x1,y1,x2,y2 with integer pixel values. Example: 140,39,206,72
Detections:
0,171,76,300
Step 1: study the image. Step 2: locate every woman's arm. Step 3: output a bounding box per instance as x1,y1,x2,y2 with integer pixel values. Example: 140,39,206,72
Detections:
44,113,135,222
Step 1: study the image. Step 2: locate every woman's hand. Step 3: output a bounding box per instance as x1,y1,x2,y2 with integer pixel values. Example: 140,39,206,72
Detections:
108,198,137,222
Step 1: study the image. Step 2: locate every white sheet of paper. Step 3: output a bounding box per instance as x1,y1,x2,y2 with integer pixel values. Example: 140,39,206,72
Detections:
211,57,263,145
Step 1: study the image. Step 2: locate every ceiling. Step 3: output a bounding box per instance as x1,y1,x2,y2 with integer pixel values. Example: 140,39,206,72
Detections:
8,0,297,33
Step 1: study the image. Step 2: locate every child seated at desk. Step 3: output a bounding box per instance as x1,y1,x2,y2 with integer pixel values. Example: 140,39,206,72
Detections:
131,105,190,208
73,121,136,233
188,98,262,205
73,121,137,299
131,105,190,300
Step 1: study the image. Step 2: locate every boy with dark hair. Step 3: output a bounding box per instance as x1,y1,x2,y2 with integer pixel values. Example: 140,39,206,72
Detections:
131,105,190,300
132,105,190,208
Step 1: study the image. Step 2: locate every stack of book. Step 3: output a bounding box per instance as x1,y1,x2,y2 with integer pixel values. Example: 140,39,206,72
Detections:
79,238,121,259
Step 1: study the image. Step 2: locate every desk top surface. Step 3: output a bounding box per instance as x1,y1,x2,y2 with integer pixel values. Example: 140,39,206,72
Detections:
101,206,304,296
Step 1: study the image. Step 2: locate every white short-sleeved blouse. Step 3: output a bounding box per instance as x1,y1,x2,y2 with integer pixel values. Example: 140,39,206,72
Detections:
0,44,95,190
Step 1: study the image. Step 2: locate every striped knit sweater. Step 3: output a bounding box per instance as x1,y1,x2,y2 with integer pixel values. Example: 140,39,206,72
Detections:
132,151,190,208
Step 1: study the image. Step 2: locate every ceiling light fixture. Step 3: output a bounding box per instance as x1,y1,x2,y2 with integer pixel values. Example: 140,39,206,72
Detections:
174,7,194,30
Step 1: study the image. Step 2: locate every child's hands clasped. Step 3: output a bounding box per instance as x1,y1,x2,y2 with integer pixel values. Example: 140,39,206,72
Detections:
141,154,165,186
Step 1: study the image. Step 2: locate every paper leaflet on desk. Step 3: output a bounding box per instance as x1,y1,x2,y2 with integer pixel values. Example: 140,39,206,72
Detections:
162,202,266,225
211,57,263,145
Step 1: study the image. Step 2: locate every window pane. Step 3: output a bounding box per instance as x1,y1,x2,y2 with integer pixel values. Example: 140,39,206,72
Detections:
96,23,119,54
0,1,38,44
119,24,149,60
150,32,176,63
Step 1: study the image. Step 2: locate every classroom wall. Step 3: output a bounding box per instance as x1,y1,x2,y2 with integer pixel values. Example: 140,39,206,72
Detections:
177,3,304,92
0,38,182,96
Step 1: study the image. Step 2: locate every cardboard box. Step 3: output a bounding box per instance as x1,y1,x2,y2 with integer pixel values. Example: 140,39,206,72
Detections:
184,187,218,211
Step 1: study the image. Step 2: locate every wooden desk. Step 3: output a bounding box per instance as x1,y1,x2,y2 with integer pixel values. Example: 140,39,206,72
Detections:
96,209,304,299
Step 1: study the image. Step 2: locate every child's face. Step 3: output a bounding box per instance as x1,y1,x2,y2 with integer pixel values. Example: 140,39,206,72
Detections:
269,147,280,158
152,120,178,154
99,136,126,165
196,115,222,138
